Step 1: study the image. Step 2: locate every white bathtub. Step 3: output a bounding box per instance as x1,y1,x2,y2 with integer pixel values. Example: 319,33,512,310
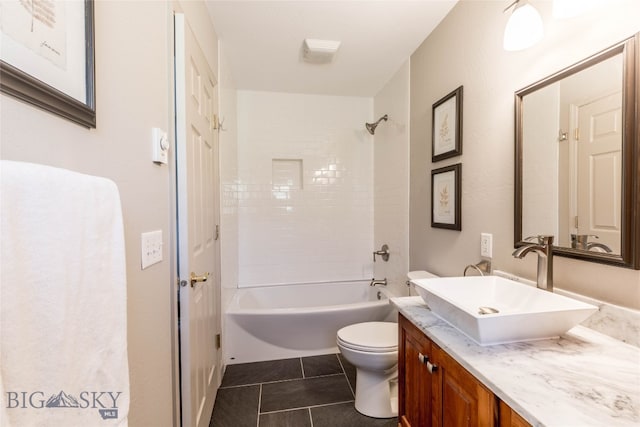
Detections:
224,280,396,364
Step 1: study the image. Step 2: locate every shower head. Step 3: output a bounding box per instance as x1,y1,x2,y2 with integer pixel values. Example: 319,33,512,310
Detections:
365,114,388,135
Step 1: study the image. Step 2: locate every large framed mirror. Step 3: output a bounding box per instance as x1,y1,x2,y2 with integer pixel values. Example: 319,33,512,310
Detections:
515,33,639,269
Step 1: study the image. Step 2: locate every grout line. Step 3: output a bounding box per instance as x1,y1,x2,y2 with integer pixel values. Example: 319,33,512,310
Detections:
300,357,306,379
256,383,262,427
224,372,346,390
308,407,314,427
336,354,355,398
304,400,356,410
258,400,356,416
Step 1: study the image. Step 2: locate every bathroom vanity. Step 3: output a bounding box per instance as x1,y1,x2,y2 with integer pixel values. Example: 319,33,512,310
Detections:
398,313,527,427
393,297,640,426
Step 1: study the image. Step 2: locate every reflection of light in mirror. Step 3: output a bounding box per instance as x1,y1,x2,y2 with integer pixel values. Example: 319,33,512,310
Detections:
552,0,600,19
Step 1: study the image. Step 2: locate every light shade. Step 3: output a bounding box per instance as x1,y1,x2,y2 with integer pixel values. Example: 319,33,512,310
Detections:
503,2,544,51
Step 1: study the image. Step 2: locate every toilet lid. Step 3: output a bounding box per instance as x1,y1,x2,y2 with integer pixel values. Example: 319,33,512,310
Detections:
337,322,397,352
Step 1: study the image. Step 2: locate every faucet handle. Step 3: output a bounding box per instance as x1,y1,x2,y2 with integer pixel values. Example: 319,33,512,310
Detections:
538,235,554,245
524,235,554,245
373,244,390,262
524,235,543,244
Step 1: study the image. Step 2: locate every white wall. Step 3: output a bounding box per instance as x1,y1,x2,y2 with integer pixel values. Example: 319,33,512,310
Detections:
1,1,219,425
234,91,373,287
409,0,640,309
373,60,411,297
522,83,560,238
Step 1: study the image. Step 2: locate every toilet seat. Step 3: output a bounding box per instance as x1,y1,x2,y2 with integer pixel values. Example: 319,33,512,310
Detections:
337,322,398,353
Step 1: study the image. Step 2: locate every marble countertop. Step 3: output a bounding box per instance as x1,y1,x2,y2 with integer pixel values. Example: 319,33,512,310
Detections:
392,296,640,427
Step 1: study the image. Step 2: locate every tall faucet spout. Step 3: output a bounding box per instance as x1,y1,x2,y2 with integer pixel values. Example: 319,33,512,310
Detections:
512,235,554,292
512,244,543,259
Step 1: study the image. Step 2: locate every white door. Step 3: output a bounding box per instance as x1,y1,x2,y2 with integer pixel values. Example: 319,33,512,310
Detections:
175,13,221,427
576,91,622,253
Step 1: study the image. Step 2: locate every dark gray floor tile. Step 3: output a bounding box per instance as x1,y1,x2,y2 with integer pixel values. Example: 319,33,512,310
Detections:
260,375,354,412
221,358,302,387
259,408,312,427
302,354,343,377
310,402,397,427
210,385,259,427
337,353,357,393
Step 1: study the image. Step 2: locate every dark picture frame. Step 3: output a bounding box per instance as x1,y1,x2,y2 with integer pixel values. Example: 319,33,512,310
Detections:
431,163,461,230
432,86,463,162
0,0,96,128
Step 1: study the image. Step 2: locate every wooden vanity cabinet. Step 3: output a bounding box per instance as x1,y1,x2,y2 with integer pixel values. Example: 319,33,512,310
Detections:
498,401,530,427
398,312,434,427
398,314,530,427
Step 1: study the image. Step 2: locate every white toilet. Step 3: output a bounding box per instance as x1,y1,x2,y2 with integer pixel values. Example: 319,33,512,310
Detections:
337,321,398,418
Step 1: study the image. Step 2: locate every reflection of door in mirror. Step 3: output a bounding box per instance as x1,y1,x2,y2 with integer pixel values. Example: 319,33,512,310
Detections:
522,53,623,255
576,91,621,253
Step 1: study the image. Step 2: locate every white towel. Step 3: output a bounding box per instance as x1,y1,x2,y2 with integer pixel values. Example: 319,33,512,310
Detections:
0,160,129,427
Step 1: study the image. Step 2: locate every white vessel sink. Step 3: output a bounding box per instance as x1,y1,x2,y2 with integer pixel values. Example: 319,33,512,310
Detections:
411,276,598,345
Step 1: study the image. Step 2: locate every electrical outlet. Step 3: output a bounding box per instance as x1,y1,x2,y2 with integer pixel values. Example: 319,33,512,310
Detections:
480,233,493,258
141,230,163,269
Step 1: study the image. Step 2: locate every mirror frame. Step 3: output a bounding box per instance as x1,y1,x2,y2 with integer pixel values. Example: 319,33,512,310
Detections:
515,33,639,269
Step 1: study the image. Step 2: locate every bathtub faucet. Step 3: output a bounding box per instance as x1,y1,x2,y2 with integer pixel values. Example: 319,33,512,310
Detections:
370,278,387,287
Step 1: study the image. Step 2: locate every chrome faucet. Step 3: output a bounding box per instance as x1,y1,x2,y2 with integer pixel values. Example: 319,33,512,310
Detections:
370,278,387,287
512,235,554,292
571,234,612,253
586,242,613,253
463,260,492,277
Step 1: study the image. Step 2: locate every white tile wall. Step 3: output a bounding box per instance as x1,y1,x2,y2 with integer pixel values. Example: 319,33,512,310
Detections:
236,91,374,287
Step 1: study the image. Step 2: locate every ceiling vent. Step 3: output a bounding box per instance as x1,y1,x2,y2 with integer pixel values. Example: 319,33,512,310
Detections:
302,38,341,64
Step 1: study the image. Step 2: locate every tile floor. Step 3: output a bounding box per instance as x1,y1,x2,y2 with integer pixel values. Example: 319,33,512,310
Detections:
209,353,397,427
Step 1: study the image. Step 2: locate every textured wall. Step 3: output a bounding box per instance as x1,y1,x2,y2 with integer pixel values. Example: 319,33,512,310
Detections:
373,60,411,297
409,0,640,309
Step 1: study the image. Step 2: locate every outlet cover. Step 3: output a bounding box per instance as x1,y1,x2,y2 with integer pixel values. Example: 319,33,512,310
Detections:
141,230,163,269
480,233,493,258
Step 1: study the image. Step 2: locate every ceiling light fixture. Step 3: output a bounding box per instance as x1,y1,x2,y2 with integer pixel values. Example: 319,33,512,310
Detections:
302,38,341,64
503,0,544,51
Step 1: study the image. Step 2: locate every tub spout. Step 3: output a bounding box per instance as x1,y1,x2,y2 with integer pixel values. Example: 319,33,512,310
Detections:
370,278,387,287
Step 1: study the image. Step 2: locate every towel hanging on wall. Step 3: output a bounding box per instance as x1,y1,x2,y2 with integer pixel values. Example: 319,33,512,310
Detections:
0,160,129,427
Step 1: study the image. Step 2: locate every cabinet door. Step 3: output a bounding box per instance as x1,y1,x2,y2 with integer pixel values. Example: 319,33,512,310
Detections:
431,345,495,427
399,314,433,427
499,401,531,427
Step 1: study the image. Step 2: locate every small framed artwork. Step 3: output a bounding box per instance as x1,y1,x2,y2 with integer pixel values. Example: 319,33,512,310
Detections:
0,0,96,128
431,163,461,230
432,86,463,162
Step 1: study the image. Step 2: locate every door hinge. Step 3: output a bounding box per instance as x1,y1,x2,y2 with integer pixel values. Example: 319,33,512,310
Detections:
215,333,221,349
215,224,220,241
574,128,580,141
574,216,579,228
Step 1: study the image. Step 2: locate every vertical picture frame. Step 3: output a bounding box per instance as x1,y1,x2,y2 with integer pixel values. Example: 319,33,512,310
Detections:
431,163,461,230
432,86,463,162
0,0,96,128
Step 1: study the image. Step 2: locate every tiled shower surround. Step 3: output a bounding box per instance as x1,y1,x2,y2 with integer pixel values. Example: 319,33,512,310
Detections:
234,91,374,287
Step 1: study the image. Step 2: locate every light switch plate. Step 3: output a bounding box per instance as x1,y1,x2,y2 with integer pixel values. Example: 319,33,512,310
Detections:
141,230,163,269
152,127,169,164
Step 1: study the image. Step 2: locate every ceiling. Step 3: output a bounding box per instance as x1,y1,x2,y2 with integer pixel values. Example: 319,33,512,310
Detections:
205,1,458,97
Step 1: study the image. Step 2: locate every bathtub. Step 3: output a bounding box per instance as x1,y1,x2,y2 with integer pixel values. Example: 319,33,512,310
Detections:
224,280,396,364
